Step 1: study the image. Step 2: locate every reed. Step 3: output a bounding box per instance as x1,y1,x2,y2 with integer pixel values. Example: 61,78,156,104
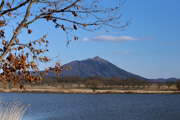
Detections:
0,99,30,120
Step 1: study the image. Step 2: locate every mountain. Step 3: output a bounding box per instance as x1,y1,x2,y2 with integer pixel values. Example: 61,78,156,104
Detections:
45,56,146,79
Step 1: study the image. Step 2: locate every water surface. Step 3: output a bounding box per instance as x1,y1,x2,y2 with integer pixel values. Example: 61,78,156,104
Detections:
0,93,180,120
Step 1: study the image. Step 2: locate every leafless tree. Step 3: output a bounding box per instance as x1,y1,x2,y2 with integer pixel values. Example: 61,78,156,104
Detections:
86,79,103,92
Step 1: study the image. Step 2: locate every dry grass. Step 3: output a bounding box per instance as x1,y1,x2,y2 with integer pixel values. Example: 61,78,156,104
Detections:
0,82,179,94
0,99,30,120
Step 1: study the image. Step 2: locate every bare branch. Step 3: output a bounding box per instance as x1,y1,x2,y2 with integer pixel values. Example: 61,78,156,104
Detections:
60,0,80,12
0,0,30,15
25,0,80,26
25,14,43,26
38,0,66,3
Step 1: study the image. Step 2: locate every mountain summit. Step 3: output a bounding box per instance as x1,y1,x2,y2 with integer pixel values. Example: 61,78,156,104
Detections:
84,56,108,63
46,56,145,79
92,56,106,61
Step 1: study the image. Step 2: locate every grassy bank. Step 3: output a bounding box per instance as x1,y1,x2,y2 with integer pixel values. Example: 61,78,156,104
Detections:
0,83,180,94
0,88,180,94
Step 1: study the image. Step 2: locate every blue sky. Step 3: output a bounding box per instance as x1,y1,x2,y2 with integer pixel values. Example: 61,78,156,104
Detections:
39,0,180,79
6,0,180,79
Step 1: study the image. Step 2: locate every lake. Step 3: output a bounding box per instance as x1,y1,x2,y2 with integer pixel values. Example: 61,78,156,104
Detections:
0,93,180,120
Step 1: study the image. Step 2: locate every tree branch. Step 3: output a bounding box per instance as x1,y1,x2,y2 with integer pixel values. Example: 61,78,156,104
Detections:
0,0,30,15
25,0,80,26
38,0,65,3
25,14,43,26
0,1,34,61
60,0,80,12
50,16,99,26
0,0,5,11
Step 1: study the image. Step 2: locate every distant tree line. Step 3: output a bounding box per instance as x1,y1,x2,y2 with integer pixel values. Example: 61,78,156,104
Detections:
29,76,180,91
3,75,180,91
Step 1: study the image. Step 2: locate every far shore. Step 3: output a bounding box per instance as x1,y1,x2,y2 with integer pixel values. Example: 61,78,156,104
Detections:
0,88,180,94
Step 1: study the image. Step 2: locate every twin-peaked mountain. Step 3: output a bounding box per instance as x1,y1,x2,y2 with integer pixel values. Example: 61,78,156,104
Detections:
45,56,146,79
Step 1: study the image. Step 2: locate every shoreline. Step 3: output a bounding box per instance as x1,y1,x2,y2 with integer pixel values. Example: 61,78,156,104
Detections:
0,88,180,94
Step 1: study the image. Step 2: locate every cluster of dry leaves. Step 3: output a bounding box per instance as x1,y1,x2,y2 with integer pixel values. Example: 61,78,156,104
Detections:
0,33,71,89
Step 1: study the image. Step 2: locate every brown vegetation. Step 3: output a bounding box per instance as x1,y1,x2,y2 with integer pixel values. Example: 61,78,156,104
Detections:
0,100,30,120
